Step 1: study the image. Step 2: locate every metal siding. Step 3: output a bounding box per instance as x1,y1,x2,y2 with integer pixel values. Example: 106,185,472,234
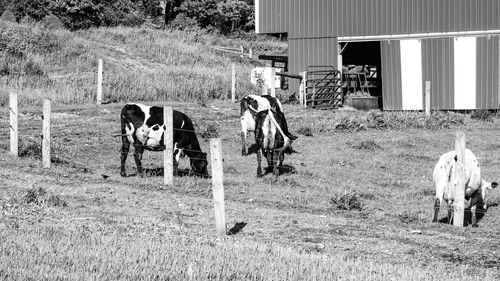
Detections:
279,0,500,39
476,37,499,109
421,38,455,110
381,41,402,110
288,37,338,90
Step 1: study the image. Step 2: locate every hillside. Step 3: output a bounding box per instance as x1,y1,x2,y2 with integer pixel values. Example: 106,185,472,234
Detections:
0,21,287,106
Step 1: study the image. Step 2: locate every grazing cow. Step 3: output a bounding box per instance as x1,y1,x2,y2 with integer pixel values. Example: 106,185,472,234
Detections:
254,108,291,178
432,149,498,227
240,94,297,156
120,103,208,177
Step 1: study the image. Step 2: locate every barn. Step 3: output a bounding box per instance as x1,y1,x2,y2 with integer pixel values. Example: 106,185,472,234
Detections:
255,0,500,111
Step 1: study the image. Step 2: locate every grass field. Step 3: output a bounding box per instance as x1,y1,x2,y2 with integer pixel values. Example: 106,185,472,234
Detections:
1,101,500,280
1,21,500,280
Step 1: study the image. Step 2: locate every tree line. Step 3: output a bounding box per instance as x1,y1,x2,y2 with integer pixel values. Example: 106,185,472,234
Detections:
0,0,254,34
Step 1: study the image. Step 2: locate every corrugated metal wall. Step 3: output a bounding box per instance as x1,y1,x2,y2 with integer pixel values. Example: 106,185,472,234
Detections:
255,0,288,34
421,38,454,110
380,41,402,110
258,0,500,38
288,38,338,90
476,36,499,109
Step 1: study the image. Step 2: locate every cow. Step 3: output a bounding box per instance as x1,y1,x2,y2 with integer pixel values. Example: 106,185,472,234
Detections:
254,107,291,178
432,149,498,227
120,103,208,177
240,94,297,156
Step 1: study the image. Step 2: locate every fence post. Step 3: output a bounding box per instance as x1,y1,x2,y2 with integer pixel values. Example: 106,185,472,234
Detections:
42,99,51,169
300,71,307,108
210,138,226,236
425,81,431,117
163,106,173,186
97,58,103,105
248,48,253,58
231,63,236,103
9,92,18,157
270,67,276,98
453,131,466,227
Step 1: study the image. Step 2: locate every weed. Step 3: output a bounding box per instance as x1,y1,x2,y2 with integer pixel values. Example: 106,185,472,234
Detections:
330,190,363,211
470,109,493,122
200,124,220,139
24,186,68,207
297,126,313,136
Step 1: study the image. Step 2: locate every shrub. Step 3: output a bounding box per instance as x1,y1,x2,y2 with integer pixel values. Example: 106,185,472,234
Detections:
24,186,68,207
470,109,493,122
330,190,363,211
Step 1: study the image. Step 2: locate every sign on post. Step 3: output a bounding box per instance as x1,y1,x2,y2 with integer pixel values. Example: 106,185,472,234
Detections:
210,138,226,236
42,99,51,169
453,131,466,227
270,67,276,98
163,106,173,186
9,92,18,157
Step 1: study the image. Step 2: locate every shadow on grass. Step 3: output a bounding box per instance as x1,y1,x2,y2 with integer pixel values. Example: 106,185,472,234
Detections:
436,207,487,226
227,222,247,235
123,168,210,178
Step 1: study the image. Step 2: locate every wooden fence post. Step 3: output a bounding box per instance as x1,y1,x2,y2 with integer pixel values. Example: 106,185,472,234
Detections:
425,81,431,117
210,138,226,236
163,106,173,186
9,92,18,157
231,63,236,103
300,71,307,108
248,48,253,58
453,131,466,227
97,58,103,105
270,67,276,98
42,99,51,169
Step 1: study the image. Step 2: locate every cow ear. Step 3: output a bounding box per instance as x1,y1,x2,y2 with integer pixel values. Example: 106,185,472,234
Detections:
492,182,498,188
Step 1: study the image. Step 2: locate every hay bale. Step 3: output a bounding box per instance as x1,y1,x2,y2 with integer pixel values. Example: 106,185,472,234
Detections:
0,10,16,23
43,14,65,30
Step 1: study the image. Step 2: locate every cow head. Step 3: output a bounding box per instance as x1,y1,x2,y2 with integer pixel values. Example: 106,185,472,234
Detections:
479,180,498,209
190,152,209,177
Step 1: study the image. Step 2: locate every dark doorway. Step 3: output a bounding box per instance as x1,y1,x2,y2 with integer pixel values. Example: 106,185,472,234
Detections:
340,41,383,109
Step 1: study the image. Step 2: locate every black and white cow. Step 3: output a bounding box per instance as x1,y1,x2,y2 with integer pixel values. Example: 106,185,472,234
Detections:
432,149,498,227
240,94,297,156
120,103,208,177
254,106,292,178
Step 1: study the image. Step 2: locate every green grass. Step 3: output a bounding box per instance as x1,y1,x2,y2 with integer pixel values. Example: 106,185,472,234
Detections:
1,102,500,280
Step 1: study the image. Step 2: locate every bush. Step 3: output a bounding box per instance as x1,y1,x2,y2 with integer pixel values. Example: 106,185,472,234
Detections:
330,190,363,211
470,109,493,122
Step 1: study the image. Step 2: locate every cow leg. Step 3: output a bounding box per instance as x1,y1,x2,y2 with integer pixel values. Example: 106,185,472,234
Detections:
120,137,130,177
266,151,274,173
133,143,145,176
447,201,454,224
471,205,478,227
256,149,263,178
272,150,280,177
432,198,441,223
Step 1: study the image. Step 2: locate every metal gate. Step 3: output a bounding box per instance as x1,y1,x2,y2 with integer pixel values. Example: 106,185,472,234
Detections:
301,66,343,109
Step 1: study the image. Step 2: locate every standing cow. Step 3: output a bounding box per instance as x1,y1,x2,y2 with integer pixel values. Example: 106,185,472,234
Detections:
432,149,498,227
120,103,208,177
240,94,297,156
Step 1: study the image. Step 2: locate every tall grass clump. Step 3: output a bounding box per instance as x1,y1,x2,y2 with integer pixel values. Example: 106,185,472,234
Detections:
334,110,466,132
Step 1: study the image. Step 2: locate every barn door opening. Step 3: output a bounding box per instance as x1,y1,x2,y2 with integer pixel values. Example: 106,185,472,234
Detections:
340,41,382,109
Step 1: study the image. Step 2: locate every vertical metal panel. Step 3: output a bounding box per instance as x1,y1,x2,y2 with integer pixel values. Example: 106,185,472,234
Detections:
266,0,500,38
288,37,338,90
476,36,499,109
256,0,288,34
421,38,455,110
380,41,402,110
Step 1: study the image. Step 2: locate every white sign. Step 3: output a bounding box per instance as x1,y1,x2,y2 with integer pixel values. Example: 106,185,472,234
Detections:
250,67,280,89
